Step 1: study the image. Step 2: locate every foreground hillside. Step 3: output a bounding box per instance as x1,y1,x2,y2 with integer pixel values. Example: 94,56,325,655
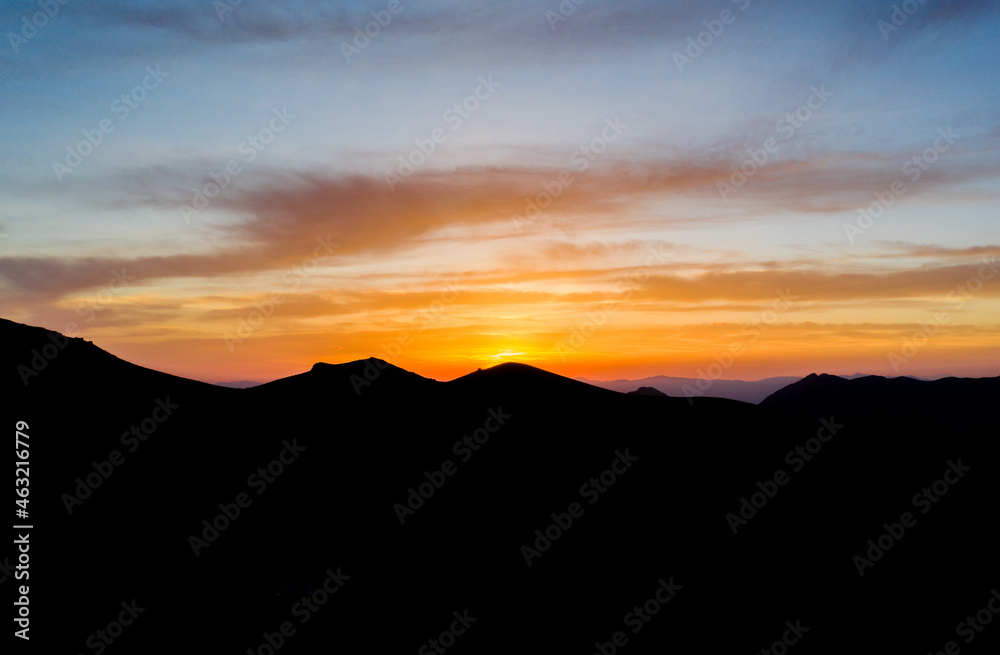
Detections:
3,318,998,653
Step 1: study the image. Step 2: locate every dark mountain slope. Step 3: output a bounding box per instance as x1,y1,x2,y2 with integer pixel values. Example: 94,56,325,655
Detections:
4,319,999,653
762,372,1000,434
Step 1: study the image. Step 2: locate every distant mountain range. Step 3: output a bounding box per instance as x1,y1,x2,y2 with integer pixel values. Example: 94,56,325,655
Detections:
577,374,802,403
578,372,897,404
4,316,998,653
225,374,885,400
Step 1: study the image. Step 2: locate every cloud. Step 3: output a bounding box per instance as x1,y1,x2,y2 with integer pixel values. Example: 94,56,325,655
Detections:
20,0,703,61
916,0,999,29
3,139,997,304
637,262,1000,304
870,242,1000,261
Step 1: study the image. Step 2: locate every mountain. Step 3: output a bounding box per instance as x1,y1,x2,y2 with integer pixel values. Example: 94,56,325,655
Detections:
577,374,801,404
4,317,999,653
627,386,669,397
762,372,1000,434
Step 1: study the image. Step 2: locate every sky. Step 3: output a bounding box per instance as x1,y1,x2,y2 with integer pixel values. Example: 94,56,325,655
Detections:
1,0,999,384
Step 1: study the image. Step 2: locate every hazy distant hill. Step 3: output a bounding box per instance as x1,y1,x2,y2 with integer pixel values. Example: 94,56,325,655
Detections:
578,374,801,403
214,379,263,388
4,317,999,653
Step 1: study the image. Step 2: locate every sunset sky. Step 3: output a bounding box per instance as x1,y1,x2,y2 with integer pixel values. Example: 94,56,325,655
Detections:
2,0,999,384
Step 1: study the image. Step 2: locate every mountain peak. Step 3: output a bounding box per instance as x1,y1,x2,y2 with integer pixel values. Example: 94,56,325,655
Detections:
450,360,615,396
310,357,402,373
628,386,668,397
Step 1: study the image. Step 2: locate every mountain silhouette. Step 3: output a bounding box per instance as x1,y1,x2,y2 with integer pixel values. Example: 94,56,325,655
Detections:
762,372,1000,434
4,317,999,653
578,374,801,403
627,386,669,397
